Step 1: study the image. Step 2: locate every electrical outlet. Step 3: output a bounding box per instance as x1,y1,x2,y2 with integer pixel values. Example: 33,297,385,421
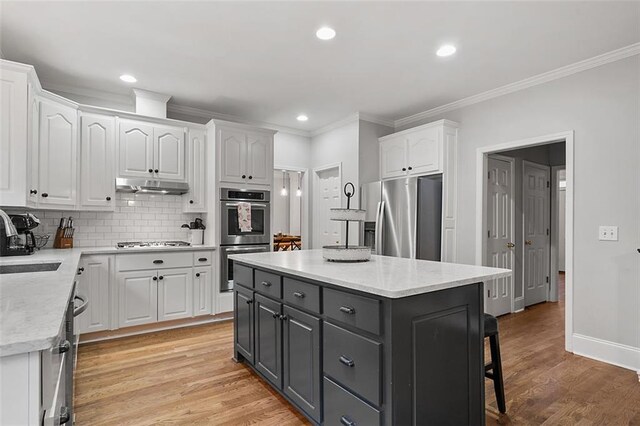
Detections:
598,226,618,241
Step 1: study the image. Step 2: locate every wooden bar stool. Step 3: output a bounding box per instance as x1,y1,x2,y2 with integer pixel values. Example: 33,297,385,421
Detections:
484,313,506,413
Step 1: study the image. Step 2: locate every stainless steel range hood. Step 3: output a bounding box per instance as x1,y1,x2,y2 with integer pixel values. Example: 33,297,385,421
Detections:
115,178,189,195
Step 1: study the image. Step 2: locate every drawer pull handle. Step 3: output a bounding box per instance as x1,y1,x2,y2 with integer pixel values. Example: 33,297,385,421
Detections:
153,260,164,264
339,355,355,367
198,257,207,262
339,305,356,315
272,312,279,319
246,299,253,304
280,314,288,321
293,291,305,299
195,272,201,277
261,281,272,287
340,416,356,426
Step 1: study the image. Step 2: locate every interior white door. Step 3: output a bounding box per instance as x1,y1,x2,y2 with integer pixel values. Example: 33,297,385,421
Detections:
76,256,110,333
406,127,440,175
314,167,341,248
158,267,193,321
154,126,185,180
118,270,158,327
380,137,407,179
523,161,551,306
485,157,514,316
219,127,247,183
118,120,154,179
80,113,115,209
246,132,271,185
38,99,78,207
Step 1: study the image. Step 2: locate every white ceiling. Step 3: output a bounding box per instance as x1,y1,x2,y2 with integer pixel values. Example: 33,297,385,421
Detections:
2,1,639,132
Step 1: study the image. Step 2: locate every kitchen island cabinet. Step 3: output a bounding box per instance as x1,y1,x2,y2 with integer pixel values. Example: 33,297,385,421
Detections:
230,250,510,425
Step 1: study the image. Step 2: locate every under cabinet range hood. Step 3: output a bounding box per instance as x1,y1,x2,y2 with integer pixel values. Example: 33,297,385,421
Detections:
115,178,189,195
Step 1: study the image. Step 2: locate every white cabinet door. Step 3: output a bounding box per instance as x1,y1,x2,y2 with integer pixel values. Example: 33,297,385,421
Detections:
154,126,185,181
80,113,115,209
184,128,206,212
0,69,28,207
246,132,272,185
380,136,407,179
118,270,158,327
38,99,78,207
118,119,154,179
158,267,193,321
219,127,247,183
407,127,440,175
193,266,213,316
76,255,111,333
27,84,40,207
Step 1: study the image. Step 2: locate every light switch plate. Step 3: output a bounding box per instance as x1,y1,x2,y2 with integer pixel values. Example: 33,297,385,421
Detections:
598,226,618,241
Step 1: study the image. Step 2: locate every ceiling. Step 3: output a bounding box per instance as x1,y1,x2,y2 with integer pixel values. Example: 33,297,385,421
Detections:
1,1,639,132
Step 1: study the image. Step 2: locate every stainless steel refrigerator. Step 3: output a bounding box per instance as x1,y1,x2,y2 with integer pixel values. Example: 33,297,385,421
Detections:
360,175,442,261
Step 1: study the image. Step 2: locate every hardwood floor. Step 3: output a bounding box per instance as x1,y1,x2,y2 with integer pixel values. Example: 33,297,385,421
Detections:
75,274,640,425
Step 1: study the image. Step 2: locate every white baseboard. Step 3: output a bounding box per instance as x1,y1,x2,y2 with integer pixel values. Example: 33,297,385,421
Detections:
572,333,640,373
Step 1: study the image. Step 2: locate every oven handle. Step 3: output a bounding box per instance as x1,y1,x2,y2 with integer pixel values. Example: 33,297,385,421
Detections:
73,294,89,317
224,203,268,208
225,246,270,253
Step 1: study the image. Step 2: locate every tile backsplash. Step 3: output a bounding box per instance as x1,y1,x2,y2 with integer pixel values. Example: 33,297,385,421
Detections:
4,193,205,248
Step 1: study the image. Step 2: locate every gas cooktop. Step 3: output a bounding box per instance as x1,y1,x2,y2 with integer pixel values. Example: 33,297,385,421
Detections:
116,241,191,249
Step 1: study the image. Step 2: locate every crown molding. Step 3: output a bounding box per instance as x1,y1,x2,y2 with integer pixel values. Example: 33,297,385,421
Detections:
395,42,640,129
309,112,393,138
358,113,395,128
41,80,135,110
132,88,171,103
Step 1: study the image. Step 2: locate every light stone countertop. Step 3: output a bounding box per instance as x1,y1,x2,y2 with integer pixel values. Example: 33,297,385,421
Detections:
0,244,216,357
230,249,511,299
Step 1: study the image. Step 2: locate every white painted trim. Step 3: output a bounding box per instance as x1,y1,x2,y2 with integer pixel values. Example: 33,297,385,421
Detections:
358,112,395,129
572,333,640,372
310,113,360,137
312,162,342,249
273,164,310,250
379,119,459,142
550,165,566,303
395,42,640,128
41,79,134,108
132,88,171,103
475,130,574,352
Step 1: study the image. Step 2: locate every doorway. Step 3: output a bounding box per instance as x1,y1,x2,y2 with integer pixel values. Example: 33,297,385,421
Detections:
312,163,342,249
273,166,308,251
477,132,573,351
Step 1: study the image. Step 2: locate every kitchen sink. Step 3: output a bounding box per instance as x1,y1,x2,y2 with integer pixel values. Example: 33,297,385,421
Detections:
0,262,62,274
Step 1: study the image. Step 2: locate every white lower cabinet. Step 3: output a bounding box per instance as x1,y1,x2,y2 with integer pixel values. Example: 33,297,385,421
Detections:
118,270,159,327
193,266,213,316
158,267,193,321
76,255,112,333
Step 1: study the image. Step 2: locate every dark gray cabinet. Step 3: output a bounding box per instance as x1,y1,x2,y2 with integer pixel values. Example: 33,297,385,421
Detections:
234,284,254,364
255,293,282,388
283,305,321,422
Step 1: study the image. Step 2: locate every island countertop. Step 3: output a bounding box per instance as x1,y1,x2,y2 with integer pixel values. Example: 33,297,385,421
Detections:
229,249,510,299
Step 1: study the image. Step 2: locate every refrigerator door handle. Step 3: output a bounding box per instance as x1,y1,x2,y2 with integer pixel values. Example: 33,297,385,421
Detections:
375,201,385,255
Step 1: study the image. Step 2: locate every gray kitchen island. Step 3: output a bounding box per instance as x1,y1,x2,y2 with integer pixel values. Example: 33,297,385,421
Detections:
229,250,510,426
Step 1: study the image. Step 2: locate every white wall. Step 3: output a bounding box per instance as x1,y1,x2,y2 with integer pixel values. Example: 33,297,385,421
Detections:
358,120,394,184
400,56,640,360
274,132,312,169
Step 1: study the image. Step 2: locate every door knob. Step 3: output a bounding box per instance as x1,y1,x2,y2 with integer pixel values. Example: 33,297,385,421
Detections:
506,242,515,248
525,240,533,245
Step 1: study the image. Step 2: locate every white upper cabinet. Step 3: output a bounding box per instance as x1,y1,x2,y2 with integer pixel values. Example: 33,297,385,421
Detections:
38,98,78,207
184,128,206,212
380,136,407,179
154,126,185,181
118,119,154,179
27,84,40,207
0,68,28,207
80,113,115,210
217,124,274,187
406,126,440,175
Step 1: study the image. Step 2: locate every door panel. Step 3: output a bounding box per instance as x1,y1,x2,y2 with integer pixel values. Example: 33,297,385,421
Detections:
158,267,193,321
118,270,157,327
234,285,254,363
485,157,513,316
154,126,185,180
314,167,341,248
380,137,407,179
193,266,213,316
118,120,154,178
255,294,282,388
185,129,206,212
407,127,440,175
76,256,111,333
246,132,271,185
80,114,115,209
523,162,550,306
219,128,246,183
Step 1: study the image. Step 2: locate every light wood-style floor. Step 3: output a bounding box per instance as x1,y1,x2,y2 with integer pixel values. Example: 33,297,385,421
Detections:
75,274,640,425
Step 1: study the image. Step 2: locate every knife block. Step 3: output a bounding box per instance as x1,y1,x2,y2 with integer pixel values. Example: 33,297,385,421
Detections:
53,228,73,249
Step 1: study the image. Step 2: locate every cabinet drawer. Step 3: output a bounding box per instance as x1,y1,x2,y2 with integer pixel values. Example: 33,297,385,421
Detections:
324,288,381,335
116,252,192,271
255,269,282,299
324,377,381,426
234,264,253,288
283,277,320,314
324,322,382,406
193,252,212,266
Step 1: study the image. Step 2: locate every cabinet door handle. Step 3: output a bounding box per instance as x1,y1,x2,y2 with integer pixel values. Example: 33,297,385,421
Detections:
189,200,194,204
246,299,253,304
241,174,247,179
148,169,153,173
59,407,71,425
293,291,305,299
153,260,164,264
154,169,159,173
280,315,288,321
153,276,158,281
159,276,164,280
30,189,37,195
339,355,355,367
55,340,71,354
340,416,356,426
198,257,207,262
195,272,200,277
339,306,356,315
272,312,279,319
41,192,48,198
248,175,253,179
408,166,413,171
106,196,111,201
261,281,271,287
402,167,407,172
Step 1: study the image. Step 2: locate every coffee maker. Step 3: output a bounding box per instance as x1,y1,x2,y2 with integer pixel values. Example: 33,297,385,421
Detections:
0,210,39,256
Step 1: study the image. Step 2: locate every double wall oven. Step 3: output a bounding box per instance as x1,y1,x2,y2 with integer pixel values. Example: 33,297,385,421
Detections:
220,188,271,292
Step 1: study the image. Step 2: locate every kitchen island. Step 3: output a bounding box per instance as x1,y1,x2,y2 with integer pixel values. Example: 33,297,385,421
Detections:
229,250,511,426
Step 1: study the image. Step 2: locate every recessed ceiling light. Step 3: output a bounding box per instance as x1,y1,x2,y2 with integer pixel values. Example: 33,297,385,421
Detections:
316,27,336,40
119,74,137,83
297,114,309,122
436,45,456,57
